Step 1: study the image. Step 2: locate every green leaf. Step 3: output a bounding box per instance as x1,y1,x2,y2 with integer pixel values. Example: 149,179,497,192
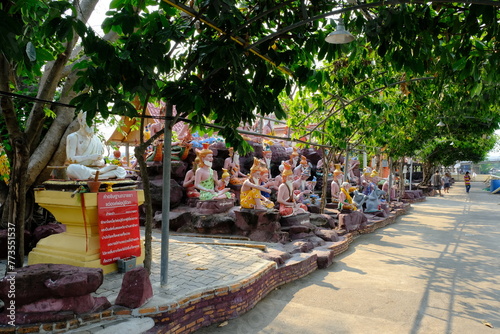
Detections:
470,82,482,97
452,57,467,71
25,42,36,62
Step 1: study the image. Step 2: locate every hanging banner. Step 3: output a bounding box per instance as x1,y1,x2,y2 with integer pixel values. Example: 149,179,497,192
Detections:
97,191,141,265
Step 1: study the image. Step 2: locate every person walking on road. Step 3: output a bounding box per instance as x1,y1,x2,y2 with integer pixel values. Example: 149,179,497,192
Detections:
431,170,443,197
443,172,451,193
464,171,471,193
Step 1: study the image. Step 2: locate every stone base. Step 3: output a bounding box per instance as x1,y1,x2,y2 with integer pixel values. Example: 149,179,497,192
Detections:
234,208,283,242
187,197,199,207
338,211,367,232
196,198,235,215
280,212,310,227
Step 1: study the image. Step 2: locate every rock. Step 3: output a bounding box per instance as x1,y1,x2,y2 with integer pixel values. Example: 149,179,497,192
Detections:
32,223,66,245
304,235,326,247
193,213,235,235
280,213,310,227
258,250,291,266
148,177,183,209
196,198,234,215
284,240,314,254
290,232,312,240
164,211,192,231
311,249,335,269
170,160,188,180
314,228,340,242
0,264,103,307
115,267,153,309
309,213,336,228
287,225,311,235
338,211,368,232
18,295,110,314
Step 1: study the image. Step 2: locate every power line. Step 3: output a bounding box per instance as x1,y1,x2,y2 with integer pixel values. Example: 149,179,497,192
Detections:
0,90,77,109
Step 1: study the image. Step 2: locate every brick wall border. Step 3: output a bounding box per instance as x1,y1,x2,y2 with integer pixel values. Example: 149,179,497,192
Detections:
1,204,411,334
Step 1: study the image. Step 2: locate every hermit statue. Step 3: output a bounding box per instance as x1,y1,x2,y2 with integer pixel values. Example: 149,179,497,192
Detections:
240,158,274,210
66,111,126,180
194,143,231,200
277,162,307,217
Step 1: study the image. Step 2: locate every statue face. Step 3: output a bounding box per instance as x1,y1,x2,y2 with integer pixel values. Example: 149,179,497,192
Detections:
203,154,213,167
264,152,272,160
252,170,261,182
78,112,94,136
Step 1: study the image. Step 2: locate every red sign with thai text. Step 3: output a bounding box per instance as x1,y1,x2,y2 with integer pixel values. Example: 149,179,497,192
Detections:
97,191,141,265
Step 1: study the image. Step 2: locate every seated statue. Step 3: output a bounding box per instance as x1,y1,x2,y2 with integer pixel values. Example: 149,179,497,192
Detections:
277,162,307,217
330,171,343,203
218,168,235,198
194,143,231,200
288,147,300,170
224,147,247,185
183,157,200,198
293,155,311,178
292,168,314,204
338,182,357,211
240,158,274,210
66,112,126,180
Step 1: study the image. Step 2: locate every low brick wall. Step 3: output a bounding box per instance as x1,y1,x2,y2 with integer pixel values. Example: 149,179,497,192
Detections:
0,204,412,334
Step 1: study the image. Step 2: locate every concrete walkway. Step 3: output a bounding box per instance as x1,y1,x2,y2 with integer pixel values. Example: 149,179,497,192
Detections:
195,181,500,334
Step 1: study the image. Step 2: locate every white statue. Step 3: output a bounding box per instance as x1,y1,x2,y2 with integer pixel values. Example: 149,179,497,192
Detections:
66,112,127,180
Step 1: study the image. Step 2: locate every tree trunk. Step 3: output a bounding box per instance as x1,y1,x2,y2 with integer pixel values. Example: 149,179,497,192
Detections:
421,161,435,187
136,145,153,274
9,134,29,268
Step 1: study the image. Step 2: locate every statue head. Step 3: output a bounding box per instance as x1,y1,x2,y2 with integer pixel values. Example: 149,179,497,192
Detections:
333,164,343,178
249,157,263,183
77,111,94,136
290,147,299,162
300,156,308,168
196,143,213,167
281,161,293,183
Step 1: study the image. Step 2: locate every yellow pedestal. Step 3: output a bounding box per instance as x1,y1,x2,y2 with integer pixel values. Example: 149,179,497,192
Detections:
28,190,145,274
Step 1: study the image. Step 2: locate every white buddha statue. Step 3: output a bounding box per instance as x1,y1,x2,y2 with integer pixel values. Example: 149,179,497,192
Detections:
66,111,127,180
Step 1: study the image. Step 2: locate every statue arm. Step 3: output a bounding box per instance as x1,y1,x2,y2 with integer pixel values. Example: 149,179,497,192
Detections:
183,170,195,187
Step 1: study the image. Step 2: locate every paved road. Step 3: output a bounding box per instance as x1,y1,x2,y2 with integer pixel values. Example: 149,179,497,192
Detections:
195,181,500,334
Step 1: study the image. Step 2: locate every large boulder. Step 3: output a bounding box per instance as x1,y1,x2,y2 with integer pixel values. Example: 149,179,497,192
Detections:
148,177,183,209
193,212,236,235
0,264,109,324
339,211,368,232
314,228,340,242
0,264,103,306
115,267,153,309
32,223,66,245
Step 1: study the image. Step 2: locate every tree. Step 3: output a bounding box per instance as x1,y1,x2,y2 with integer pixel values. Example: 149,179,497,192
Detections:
1,0,500,270
0,0,106,268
